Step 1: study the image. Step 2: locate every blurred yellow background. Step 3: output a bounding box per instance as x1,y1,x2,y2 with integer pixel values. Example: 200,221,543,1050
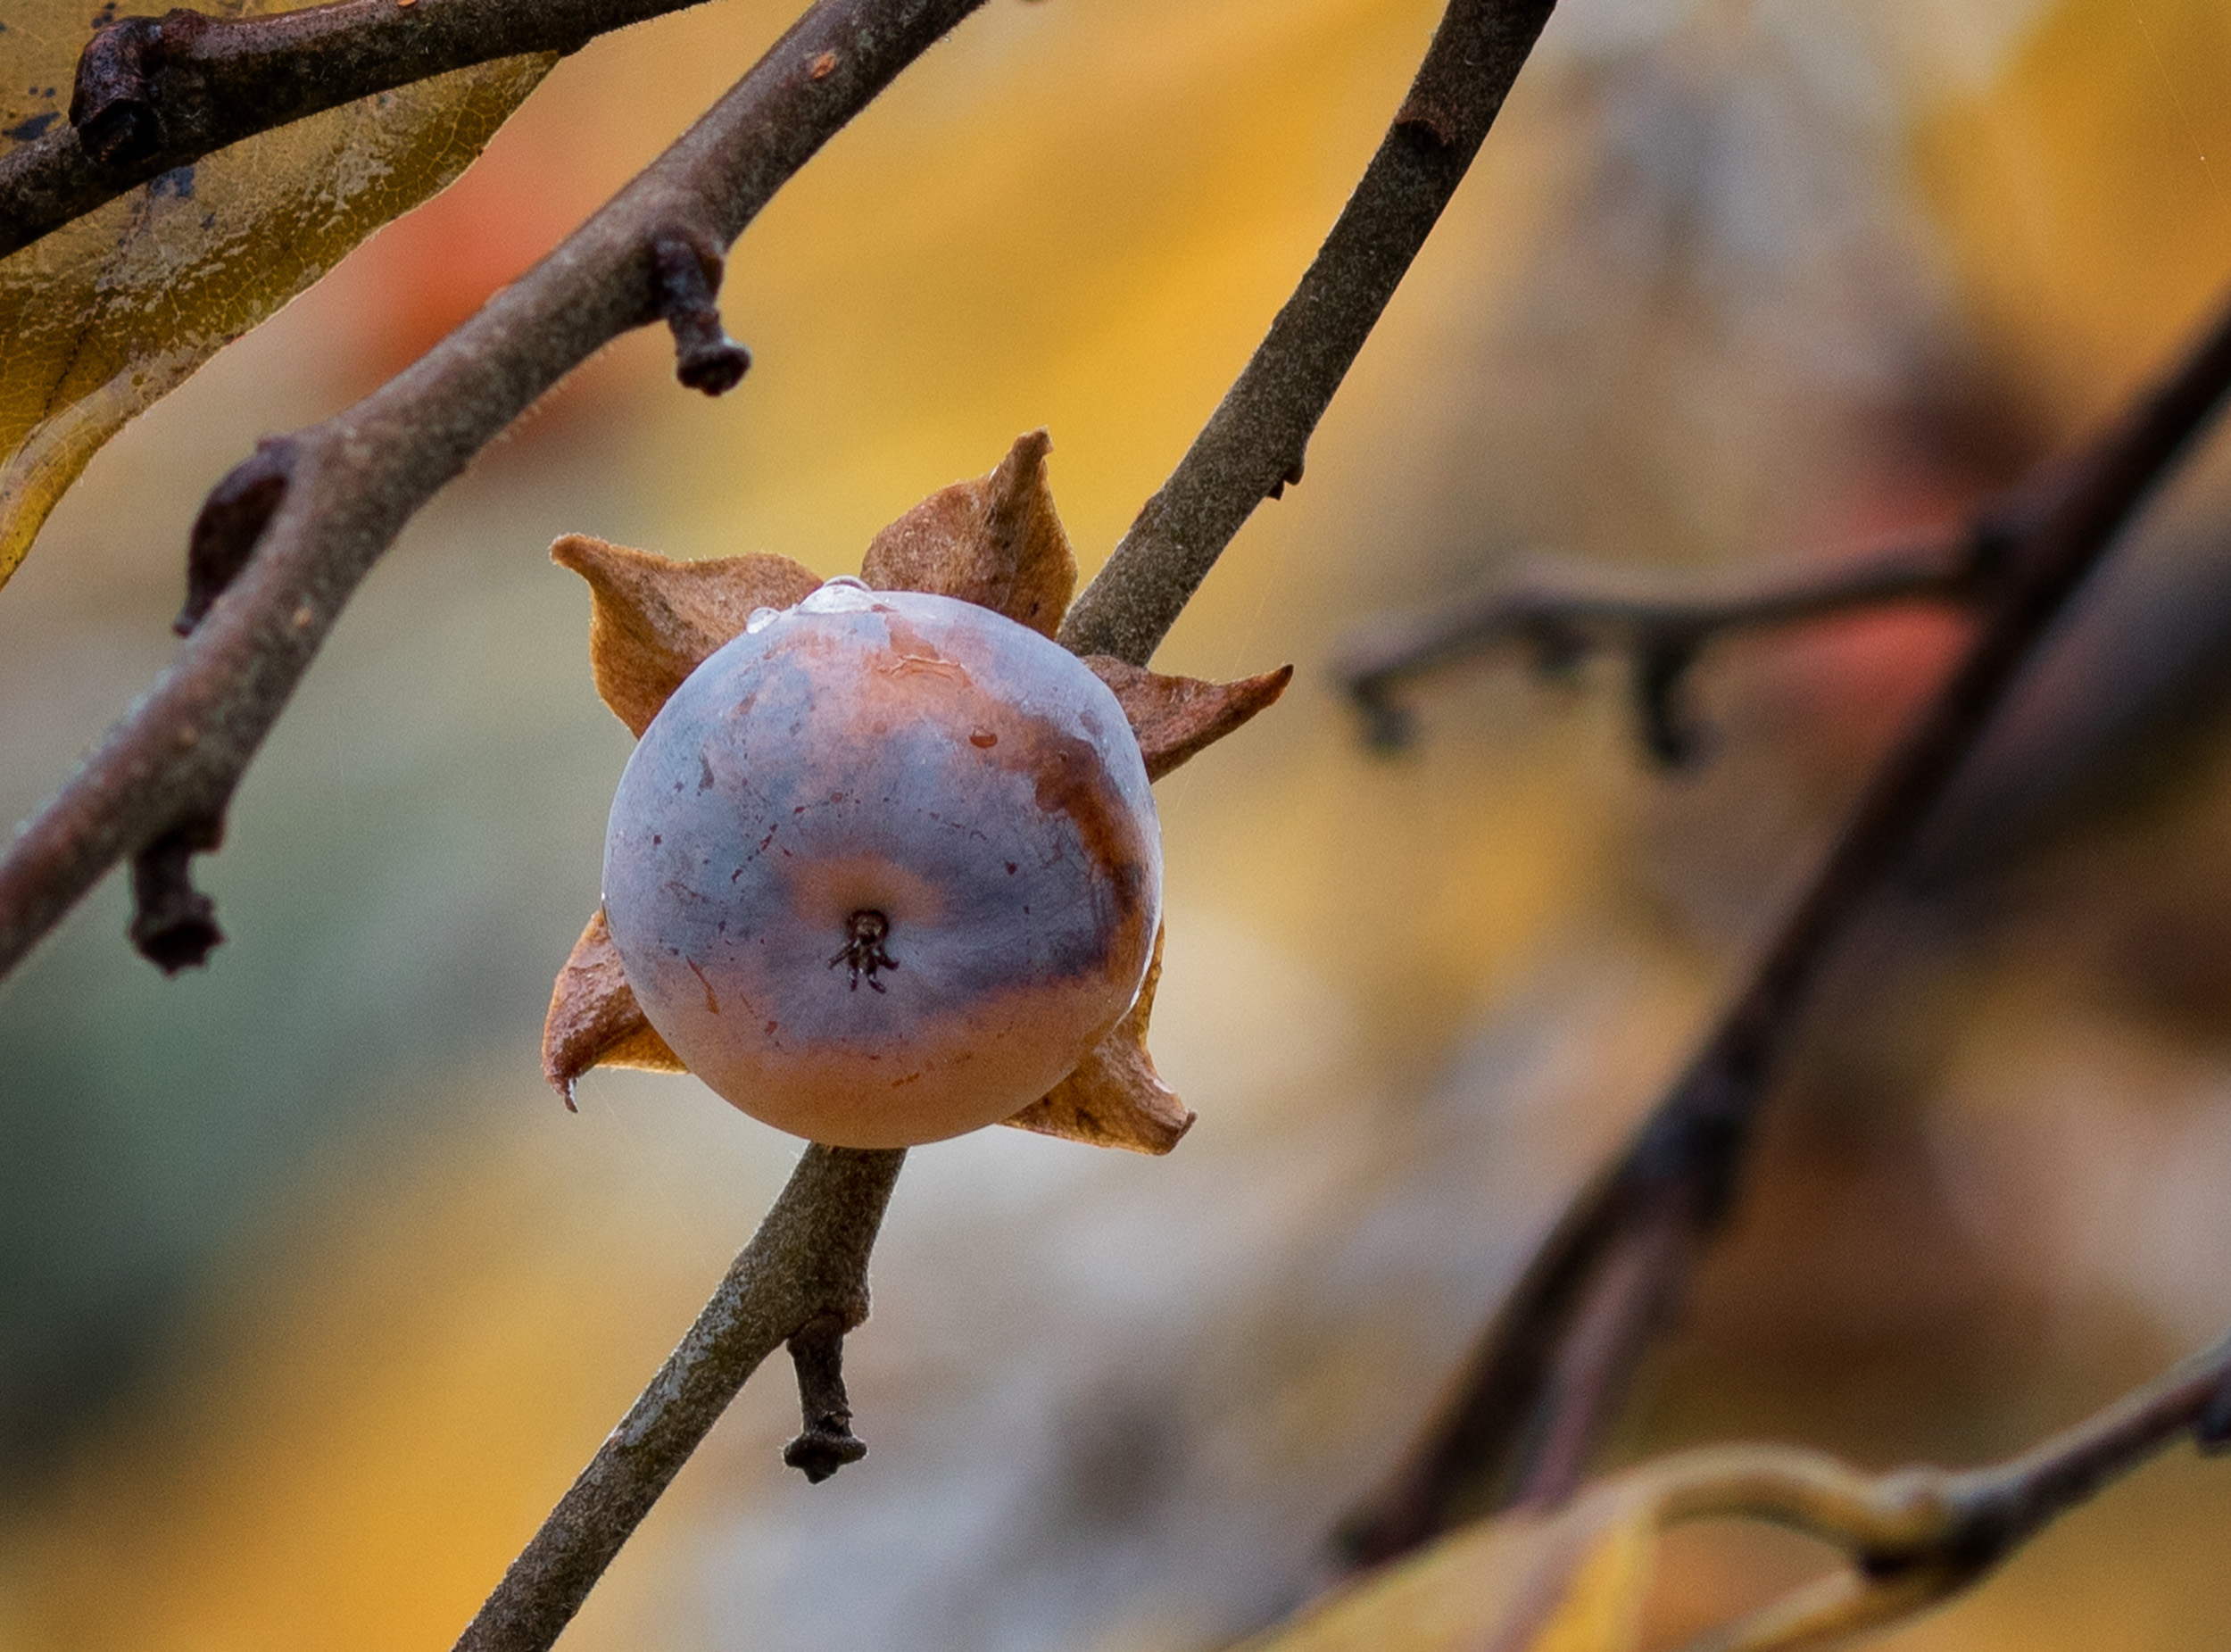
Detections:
4,0,2231,1647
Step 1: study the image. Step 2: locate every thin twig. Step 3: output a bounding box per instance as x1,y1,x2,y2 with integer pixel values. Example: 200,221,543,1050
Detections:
0,0,988,984
1333,529,1986,761
1655,1328,2231,1652
1057,0,1561,668
1334,277,2231,1569
453,1145,904,1652
0,0,736,260
1920,1330,2231,1568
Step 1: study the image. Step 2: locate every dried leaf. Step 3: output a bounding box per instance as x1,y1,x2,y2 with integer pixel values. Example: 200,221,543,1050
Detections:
859,428,1077,636
552,534,824,736
1529,1508,1655,1652
1085,656,1294,781
1240,1489,1656,1652
0,2,553,592
1006,925,1192,1154
543,908,685,1104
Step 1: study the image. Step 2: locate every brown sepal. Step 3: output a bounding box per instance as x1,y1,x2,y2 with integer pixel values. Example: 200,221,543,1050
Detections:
543,909,687,1108
552,534,824,736
1084,657,1295,781
859,429,1077,637
1006,926,1192,1154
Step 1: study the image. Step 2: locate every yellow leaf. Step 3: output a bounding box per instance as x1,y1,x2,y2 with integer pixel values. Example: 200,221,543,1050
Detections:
1239,1490,1656,1652
0,1,554,592
1529,1505,1655,1652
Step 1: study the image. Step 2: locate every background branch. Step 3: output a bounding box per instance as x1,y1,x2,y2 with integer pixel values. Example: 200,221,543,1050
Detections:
0,0,737,259
1057,0,1559,667
452,1145,904,1652
1334,529,1986,761
1660,1328,2231,1652
1333,275,2231,1569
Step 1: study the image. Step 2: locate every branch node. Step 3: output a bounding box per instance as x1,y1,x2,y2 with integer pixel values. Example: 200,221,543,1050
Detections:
177,436,297,635
1521,615,1588,679
650,229,751,396
1634,629,1705,768
128,811,225,973
781,1311,868,1483
1265,453,1306,502
70,14,166,166
1354,687,1417,754
1393,96,1460,149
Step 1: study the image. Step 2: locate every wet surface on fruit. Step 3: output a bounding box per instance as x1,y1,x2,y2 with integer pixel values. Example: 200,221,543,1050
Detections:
602,589,1161,1147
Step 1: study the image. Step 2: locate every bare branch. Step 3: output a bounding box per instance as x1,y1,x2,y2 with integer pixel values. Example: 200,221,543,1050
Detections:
1057,0,1561,668
1334,277,2231,1569
452,1145,903,1652
0,0,742,259
1334,529,1986,762
4,1,1565,1642
0,0,989,985
1654,1329,2231,1652
452,0,1563,1631
1923,1330,2231,1571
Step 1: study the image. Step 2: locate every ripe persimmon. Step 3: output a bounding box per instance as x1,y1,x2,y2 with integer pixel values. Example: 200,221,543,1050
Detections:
601,581,1162,1147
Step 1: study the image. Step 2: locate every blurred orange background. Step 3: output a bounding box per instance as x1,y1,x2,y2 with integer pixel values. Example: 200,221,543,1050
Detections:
4,0,2231,1647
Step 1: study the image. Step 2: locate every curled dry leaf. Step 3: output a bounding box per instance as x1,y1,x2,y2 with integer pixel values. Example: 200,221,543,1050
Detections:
543,909,684,1107
552,534,823,735
0,0,552,592
859,428,1076,636
544,435,1288,1151
1006,925,1192,1154
1085,655,1294,781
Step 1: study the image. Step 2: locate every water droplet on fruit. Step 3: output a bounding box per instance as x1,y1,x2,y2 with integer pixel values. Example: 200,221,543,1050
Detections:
798,576,881,616
744,605,782,635
969,727,998,749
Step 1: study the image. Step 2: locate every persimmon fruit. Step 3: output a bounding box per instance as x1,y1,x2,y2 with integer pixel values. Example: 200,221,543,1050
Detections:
601,581,1162,1147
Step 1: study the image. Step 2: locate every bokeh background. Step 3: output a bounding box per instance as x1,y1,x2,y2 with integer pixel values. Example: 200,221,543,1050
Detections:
4,0,2231,1646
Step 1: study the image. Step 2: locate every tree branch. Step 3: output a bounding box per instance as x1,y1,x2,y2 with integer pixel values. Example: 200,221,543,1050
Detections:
0,0,1568,1643
1334,276,2231,1570
1057,0,1561,668
452,1145,904,1652
1649,1328,2231,1652
0,0,989,984
1334,529,1986,763
0,0,741,260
